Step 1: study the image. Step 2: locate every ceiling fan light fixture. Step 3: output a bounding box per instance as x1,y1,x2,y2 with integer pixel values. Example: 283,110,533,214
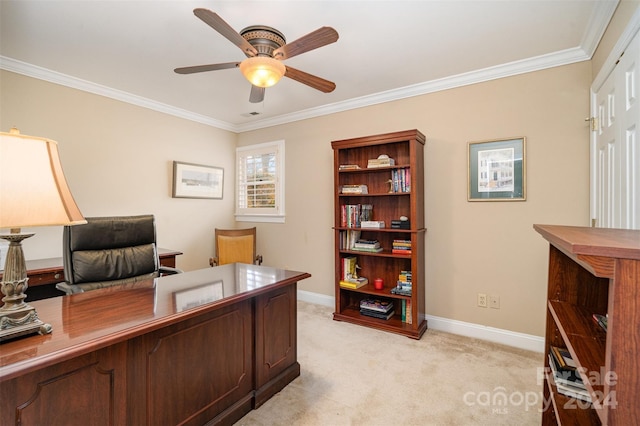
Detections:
239,57,286,88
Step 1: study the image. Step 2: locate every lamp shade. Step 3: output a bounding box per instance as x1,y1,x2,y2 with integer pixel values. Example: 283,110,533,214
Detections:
239,57,286,88
0,129,86,229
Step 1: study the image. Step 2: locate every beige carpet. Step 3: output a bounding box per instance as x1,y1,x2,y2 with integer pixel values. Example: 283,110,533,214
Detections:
237,301,543,426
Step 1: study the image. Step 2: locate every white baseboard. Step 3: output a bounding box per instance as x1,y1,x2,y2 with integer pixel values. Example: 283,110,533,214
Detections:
297,290,544,353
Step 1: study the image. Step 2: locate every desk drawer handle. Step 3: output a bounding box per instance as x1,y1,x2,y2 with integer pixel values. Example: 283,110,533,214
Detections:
54,273,61,279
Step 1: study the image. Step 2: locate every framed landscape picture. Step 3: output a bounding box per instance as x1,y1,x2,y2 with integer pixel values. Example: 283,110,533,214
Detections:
172,161,223,199
468,137,526,201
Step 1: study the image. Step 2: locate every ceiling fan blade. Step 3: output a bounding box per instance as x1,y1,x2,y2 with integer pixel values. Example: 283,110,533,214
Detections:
284,66,336,93
273,27,338,60
193,8,257,57
174,62,240,74
249,85,265,103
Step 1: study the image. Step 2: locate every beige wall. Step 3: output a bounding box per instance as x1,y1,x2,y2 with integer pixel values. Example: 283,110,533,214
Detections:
240,62,592,337
0,71,237,272
5,1,638,337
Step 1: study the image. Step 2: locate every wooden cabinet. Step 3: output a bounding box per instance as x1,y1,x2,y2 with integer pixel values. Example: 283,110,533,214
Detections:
534,224,640,425
331,129,427,339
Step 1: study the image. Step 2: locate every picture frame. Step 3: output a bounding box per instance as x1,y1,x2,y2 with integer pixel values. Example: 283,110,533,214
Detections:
173,281,224,312
172,161,223,199
468,137,526,201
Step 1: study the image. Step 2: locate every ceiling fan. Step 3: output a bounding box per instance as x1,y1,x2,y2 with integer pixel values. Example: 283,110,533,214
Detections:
175,8,339,103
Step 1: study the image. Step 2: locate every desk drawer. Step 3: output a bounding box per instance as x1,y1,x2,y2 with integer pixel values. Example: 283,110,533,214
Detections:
28,270,65,287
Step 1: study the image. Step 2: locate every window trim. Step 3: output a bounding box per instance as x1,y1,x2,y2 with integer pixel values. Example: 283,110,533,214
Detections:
235,140,285,224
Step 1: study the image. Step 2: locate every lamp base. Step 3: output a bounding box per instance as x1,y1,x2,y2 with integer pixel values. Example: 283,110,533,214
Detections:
0,303,52,342
0,232,52,343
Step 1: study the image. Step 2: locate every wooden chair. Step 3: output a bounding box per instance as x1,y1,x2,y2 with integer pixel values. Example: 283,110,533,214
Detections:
209,227,263,266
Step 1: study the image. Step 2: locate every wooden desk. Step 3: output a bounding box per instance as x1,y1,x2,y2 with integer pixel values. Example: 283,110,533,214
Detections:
0,248,182,301
0,264,311,426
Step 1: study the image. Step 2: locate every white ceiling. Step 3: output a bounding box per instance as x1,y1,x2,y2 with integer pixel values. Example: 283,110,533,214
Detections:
0,1,618,133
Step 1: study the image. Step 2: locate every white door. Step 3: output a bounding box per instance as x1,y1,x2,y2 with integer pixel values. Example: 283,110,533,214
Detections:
591,29,640,229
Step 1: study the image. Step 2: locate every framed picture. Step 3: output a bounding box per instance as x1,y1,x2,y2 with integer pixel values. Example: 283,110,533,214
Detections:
173,281,224,312
468,137,526,201
172,161,223,199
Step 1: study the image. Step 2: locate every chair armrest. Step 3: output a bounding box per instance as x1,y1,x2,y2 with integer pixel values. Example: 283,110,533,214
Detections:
159,265,183,275
55,281,85,295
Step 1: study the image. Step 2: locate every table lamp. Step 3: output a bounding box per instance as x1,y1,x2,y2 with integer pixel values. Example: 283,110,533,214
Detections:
0,128,86,342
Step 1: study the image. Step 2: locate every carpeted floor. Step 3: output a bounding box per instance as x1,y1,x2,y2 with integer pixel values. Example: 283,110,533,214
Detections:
237,301,544,426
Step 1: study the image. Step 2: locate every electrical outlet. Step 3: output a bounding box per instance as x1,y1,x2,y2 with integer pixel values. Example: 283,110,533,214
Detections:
490,295,500,309
477,293,487,308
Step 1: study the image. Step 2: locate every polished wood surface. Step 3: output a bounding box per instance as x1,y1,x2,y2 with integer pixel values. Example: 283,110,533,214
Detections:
0,264,310,426
536,224,640,425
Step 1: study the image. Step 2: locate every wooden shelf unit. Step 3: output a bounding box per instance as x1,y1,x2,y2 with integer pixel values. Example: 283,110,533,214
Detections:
534,224,640,425
332,129,427,339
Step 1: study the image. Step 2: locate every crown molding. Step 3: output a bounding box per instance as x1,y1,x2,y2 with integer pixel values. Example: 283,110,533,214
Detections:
0,56,236,132
236,46,590,132
0,1,616,134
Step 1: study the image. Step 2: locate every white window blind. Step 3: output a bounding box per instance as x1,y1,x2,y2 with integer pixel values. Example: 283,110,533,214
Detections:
236,140,285,223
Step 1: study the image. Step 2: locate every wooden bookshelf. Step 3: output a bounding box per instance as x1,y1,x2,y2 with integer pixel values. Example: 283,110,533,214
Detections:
535,224,640,425
332,130,427,339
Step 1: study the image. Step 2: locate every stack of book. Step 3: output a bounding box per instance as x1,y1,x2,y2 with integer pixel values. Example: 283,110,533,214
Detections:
367,156,395,168
392,239,412,254
391,270,412,296
391,219,411,229
360,297,394,320
351,239,383,253
548,346,591,403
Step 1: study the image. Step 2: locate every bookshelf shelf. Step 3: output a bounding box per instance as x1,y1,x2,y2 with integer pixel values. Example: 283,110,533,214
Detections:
332,129,427,339
535,224,640,425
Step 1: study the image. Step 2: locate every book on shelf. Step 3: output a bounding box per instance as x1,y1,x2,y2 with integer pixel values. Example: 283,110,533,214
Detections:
392,249,412,255
398,300,413,323
342,256,357,281
352,239,383,252
554,380,591,403
367,155,395,168
360,297,394,313
340,277,368,289
548,354,583,388
339,164,361,170
341,184,368,194
592,313,608,332
360,309,394,320
550,346,577,370
352,246,384,253
391,219,411,229
361,220,385,229
340,204,373,228
391,282,412,296
390,168,411,193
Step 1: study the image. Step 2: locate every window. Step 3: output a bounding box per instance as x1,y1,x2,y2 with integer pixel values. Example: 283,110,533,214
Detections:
235,140,285,223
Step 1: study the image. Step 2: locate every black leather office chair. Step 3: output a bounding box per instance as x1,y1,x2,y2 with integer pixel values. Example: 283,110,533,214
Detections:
56,215,182,295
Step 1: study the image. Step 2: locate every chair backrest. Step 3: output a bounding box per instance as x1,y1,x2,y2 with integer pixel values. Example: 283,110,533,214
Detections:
213,227,261,266
61,215,160,292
